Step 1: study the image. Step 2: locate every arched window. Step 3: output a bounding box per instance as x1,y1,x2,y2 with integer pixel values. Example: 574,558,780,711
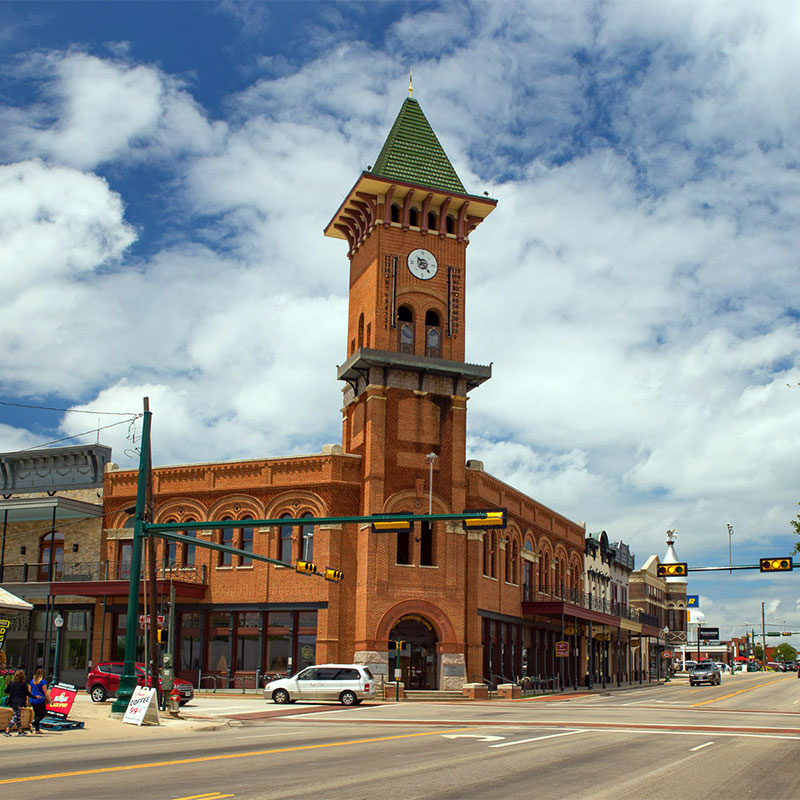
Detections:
240,516,253,566
446,215,454,234
279,514,293,563
409,207,418,227
39,531,64,581
301,513,314,562
490,531,497,578
396,511,412,565
219,517,233,566
357,313,364,349
483,532,491,576
164,519,178,566
427,211,437,230
182,520,197,567
391,204,400,223
510,540,518,585
505,537,512,582
420,520,434,566
398,305,414,353
425,309,441,358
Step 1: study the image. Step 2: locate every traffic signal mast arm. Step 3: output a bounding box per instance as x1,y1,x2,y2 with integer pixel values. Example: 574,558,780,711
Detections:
147,509,505,533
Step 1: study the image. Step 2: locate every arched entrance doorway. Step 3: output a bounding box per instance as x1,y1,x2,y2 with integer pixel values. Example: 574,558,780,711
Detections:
389,614,438,690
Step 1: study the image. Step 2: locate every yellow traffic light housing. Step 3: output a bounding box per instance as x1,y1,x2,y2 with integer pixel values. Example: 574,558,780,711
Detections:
324,567,344,582
462,508,507,530
295,561,318,575
759,558,793,572
657,563,688,577
371,516,413,533
156,628,164,644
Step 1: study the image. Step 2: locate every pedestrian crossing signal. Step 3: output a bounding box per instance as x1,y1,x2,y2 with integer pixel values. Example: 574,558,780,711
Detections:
295,561,318,575
324,567,344,582
759,558,793,572
657,563,688,577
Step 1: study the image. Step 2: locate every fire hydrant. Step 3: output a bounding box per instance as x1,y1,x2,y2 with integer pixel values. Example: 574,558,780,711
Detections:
168,687,181,716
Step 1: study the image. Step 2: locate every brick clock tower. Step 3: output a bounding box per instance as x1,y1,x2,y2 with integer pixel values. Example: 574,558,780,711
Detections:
325,95,495,688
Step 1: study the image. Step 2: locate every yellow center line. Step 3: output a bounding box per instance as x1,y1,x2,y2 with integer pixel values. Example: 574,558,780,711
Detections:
0,727,476,786
174,794,230,800
691,678,786,707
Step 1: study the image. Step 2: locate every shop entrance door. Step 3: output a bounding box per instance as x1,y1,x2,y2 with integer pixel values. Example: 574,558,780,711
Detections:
388,615,438,690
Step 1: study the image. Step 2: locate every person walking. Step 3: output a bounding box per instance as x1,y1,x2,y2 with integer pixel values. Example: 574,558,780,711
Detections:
29,669,49,735
3,669,31,737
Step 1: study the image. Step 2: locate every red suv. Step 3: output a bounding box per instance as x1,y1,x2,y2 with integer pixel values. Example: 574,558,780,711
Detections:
86,662,194,704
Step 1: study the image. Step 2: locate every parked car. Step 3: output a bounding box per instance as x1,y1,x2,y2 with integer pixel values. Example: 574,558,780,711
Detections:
689,661,722,686
264,664,376,705
86,662,194,704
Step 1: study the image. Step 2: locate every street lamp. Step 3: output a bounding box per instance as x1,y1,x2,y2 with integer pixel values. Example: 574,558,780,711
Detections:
425,452,437,514
662,627,670,682
52,613,64,686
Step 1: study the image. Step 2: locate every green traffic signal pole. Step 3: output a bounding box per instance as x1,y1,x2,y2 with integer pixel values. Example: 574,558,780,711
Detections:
111,398,152,714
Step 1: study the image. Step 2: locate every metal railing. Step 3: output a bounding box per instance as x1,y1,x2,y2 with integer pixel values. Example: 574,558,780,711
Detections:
0,560,207,585
523,584,659,627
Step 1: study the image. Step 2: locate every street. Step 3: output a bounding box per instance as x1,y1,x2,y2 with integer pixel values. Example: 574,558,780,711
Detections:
1,673,798,799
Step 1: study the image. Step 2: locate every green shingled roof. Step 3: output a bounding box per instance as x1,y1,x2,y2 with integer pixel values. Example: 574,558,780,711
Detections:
371,97,466,194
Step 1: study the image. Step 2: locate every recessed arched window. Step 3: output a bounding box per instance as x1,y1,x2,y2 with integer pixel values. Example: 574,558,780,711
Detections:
301,513,314,562
279,514,293,563
219,517,233,566
425,309,441,358
357,313,364,349
490,532,497,578
182,520,197,567
164,519,178,566
427,211,437,230
510,540,518,585
396,511,412,565
505,537,512,582
391,204,400,223
420,521,434,566
398,305,414,353
409,207,419,227
240,516,253,566
446,215,454,234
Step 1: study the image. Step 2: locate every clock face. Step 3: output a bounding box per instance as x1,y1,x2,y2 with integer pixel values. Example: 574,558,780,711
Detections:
407,248,438,280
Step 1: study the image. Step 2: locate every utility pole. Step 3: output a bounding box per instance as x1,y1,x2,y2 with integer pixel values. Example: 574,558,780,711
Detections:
726,523,733,574
761,602,767,668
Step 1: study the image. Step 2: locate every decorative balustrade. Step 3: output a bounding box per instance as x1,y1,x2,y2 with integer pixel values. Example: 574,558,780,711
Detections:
0,561,206,585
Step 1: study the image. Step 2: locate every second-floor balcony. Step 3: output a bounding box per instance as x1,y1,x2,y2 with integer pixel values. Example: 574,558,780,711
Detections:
0,561,207,597
523,584,658,628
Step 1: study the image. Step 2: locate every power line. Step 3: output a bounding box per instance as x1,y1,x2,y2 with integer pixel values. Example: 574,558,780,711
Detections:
0,400,141,416
20,417,139,451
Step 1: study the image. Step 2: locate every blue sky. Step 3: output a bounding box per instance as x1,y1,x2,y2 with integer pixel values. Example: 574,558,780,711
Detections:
1,1,799,647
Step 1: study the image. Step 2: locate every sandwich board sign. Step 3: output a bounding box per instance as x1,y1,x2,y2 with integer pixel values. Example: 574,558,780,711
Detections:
122,686,160,726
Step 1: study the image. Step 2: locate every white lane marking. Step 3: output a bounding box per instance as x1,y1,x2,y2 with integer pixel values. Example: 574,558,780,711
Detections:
442,734,505,742
587,728,800,742
690,741,715,752
489,729,587,748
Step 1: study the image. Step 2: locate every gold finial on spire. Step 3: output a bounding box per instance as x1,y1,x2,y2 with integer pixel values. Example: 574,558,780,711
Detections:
408,68,413,96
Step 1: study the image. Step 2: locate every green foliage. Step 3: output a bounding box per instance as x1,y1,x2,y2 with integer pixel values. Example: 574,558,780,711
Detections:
792,502,800,554
774,643,797,662
754,644,764,659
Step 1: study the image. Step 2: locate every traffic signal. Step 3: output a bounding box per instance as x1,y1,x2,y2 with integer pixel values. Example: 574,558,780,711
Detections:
759,558,793,572
394,640,405,650
324,567,344,582
462,508,507,530
156,628,164,644
295,560,318,575
657,563,688,577
371,516,413,533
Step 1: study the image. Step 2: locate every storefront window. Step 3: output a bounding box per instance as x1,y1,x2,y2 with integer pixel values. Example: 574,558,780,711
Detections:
67,611,89,631
66,638,88,670
208,612,231,673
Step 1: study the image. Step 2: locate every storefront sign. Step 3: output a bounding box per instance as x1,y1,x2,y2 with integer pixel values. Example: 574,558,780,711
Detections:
398,614,432,631
123,686,160,726
698,627,719,641
0,619,10,650
629,637,640,649
555,641,569,657
661,651,672,659
46,683,78,720
687,595,699,607
563,626,575,636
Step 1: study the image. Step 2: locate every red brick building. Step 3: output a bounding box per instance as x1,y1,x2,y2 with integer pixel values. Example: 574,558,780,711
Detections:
96,96,600,691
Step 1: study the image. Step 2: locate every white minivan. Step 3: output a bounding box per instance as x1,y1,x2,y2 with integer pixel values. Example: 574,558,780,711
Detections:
264,664,376,705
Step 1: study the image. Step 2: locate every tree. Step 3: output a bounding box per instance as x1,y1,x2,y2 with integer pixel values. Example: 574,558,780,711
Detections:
754,644,764,660
792,502,800,554
774,643,797,663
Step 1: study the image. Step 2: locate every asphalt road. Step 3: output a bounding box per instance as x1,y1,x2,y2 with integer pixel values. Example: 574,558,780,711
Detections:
2,673,798,800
